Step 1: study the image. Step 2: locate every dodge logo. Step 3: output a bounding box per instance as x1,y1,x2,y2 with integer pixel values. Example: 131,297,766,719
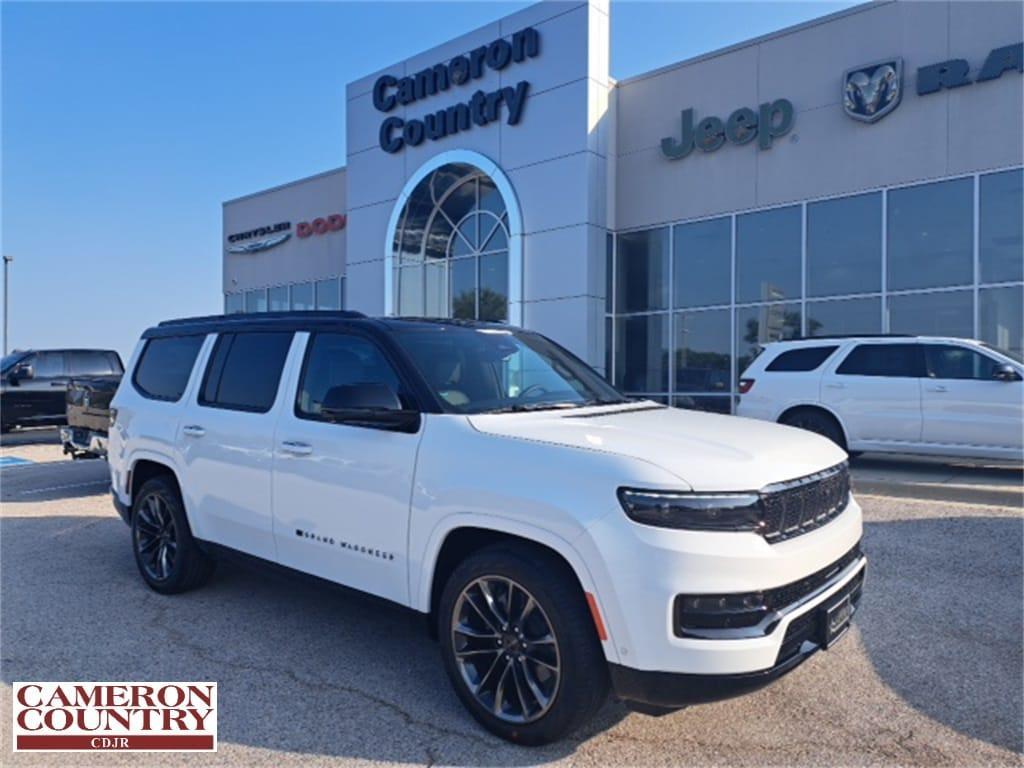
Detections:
843,58,902,123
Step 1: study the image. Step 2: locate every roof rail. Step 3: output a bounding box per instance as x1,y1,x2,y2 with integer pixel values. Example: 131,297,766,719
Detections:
787,333,914,341
158,310,366,327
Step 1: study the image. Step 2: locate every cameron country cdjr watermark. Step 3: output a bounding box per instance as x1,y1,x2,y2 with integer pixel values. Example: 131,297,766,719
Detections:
12,682,217,752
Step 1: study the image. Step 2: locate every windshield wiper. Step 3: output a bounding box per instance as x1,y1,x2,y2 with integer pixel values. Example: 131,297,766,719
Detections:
484,401,586,414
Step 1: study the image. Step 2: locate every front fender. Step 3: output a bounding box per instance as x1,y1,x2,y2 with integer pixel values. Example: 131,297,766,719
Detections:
411,512,622,665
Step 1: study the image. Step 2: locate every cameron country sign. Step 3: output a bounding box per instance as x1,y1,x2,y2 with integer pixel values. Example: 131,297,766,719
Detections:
373,27,540,154
13,681,217,752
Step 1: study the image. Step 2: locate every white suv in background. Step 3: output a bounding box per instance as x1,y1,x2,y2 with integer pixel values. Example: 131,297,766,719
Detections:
109,312,865,744
737,336,1023,461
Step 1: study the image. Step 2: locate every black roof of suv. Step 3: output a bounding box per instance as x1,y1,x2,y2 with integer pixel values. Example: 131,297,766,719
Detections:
145,311,514,339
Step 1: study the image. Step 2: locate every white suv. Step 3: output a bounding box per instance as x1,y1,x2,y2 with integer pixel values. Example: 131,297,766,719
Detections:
109,312,865,744
737,335,1023,461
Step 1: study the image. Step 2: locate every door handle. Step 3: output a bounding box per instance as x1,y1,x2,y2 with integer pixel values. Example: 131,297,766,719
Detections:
926,385,948,393
50,381,65,387
281,440,313,456
182,425,206,438
825,382,845,389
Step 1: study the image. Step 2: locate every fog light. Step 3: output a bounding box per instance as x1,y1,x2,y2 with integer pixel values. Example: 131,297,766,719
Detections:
675,591,769,633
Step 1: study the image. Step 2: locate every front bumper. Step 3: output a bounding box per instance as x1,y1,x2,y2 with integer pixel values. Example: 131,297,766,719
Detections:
610,555,866,708
610,651,807,710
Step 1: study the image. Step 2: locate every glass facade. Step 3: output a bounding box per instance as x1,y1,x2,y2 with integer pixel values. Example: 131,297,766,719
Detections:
392,163,510,322
226,277,345,315
608,168,1024,410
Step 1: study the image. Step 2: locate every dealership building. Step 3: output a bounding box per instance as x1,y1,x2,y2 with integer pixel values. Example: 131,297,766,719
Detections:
222,0,1023,412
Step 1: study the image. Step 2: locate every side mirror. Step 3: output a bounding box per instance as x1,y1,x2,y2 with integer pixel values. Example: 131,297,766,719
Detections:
9,363,34,384
320,383,420,433
993,364,1022,382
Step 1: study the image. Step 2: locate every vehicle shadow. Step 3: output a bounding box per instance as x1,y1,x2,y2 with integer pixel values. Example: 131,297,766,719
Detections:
0,427,60,447
0,460,109,504
850,452,1024,478
859,515,1023,754
850,454,1023,507
3,512,1019,760
0,514,627,763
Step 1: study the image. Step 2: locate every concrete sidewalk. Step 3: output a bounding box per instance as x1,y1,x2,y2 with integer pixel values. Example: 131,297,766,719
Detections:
851,454,1023,508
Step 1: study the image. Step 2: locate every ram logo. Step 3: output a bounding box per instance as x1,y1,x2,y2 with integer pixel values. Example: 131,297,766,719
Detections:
843,59,902,123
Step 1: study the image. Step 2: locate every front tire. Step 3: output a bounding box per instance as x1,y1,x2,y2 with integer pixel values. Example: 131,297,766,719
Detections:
438,543,609,745
131,476,214,594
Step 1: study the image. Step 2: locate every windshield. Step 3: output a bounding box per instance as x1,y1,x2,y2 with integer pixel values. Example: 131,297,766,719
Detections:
394,326,628,414
1,352,27,374
981,342,1023,365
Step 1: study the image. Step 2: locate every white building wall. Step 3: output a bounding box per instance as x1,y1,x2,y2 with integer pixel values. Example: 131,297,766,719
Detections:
222,0,1022,369
344,0,613,369
614,0,1024,231
222,168,347,295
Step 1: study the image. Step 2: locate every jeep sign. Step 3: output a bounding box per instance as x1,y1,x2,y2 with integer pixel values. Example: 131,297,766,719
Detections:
661,99,795,160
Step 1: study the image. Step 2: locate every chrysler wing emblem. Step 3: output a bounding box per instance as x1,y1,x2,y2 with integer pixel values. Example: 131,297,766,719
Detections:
226,232,291,254
843,58,903,123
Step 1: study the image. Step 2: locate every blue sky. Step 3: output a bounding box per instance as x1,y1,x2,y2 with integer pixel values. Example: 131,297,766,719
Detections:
2,1,855,360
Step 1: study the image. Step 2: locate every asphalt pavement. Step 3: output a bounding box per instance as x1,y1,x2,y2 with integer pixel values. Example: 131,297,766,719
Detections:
1,437,1021,766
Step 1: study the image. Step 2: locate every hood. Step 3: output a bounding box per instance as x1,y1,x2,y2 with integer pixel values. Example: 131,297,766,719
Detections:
467,403,848,491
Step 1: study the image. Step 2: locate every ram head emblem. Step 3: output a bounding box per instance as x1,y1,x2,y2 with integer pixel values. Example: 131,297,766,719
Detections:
843,59,903,123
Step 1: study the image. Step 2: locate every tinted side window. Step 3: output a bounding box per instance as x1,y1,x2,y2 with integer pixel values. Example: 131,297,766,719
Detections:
33,352,66,378
297,333,402,420
200,332,292,413
133,336,205,401
925,345,1001,381
836,343,923,377
70,351,115,375
765,346,839,372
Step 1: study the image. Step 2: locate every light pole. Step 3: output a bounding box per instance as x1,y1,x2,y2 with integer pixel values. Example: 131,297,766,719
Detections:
3,254,12,356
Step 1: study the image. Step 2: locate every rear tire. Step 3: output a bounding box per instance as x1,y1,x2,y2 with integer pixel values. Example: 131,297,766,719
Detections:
780,407,846,450
438,543,609,745
131,476,215,594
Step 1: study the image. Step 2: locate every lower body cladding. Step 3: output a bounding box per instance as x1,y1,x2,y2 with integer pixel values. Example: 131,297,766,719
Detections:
584,499,865,709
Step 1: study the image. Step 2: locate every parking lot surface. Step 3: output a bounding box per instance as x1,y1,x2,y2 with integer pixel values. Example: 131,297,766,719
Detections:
1,435,1021,766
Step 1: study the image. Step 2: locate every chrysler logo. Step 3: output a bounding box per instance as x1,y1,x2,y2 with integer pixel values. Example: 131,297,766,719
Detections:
225,221,292,254
843,59,902,123
226,231,291,254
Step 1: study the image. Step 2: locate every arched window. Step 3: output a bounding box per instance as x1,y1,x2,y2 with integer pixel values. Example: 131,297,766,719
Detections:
392,163,510,322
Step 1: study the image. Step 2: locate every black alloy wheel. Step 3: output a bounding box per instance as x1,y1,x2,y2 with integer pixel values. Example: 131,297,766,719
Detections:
451,575,561,724
130,476,214,594
133,492,178,582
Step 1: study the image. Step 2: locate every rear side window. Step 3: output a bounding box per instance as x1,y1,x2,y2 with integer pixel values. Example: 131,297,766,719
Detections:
765,346,838,372
69,351,118,375
200,332,293,413
836,343,923,377
133,336,205,401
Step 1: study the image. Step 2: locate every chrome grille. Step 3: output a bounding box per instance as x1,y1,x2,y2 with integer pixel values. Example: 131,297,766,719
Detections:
760,463,850,543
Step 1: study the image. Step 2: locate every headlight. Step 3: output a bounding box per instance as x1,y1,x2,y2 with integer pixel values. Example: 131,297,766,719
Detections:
617,488,764,532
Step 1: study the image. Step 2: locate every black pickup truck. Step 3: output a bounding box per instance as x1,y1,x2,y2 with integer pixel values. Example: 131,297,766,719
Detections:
2,348,123,435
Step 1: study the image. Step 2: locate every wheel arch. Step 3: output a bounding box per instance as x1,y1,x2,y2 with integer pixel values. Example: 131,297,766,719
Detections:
127,455,184,519
418,519,618,662
777,403,850,449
